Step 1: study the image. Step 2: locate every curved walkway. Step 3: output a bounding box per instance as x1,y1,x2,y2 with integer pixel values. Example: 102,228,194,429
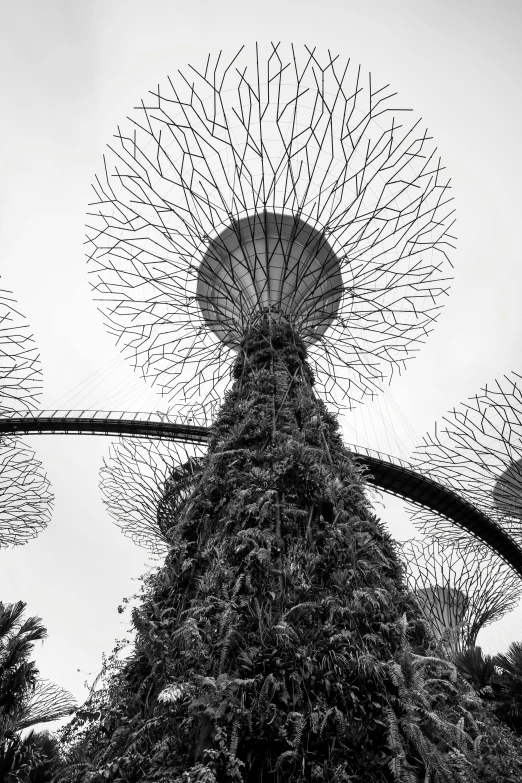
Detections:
0,410,209,443
2,410,522,577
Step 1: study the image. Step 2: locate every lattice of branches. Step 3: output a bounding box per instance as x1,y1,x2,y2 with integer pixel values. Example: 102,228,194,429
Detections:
100,436,205,554
0,288,42,413
408,372,522,547
0,436,53,548
399,538,520,653
87,43,455,415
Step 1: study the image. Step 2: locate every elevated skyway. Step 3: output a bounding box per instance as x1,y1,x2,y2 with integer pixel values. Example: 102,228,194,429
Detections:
2,410,522,577
348,443,522,576
0,410,209,443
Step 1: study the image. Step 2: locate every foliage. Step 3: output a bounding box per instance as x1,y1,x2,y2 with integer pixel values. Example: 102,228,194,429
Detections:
399,541,520,655
56,322,522,782
494,642,522,688
492,642,522,733
0,601,75,781
453,647,496,694
467,705,522,783
452,643,522,739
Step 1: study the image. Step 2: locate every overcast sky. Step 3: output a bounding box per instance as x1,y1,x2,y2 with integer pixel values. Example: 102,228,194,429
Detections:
1,0,522,726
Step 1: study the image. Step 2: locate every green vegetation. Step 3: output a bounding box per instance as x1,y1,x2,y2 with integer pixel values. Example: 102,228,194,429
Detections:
22,321,522,781
0,601,75,781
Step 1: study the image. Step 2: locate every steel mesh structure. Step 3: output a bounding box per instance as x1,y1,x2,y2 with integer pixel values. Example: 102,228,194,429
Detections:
100,437,205,554
87,43,455,414
406,372,522,549
0,289,42,413
0,436,52,548
0,286,52,548
59,47,522,781
15,679,77,731
95,426,522,576
399,538,520,653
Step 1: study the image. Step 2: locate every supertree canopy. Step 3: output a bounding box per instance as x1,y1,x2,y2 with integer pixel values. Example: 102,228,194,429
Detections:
100,436,205,555
0,286,52,548
87,43,455,413
406,372,522,549
399,538,520,654
0,288,42,413
0,437,53,548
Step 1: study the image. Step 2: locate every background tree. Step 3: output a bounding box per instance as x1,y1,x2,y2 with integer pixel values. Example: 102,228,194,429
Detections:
0,289,42,414
0,438,53,549
453,647,496,694
0,601,76,782
0,286,53,548
398,539,520,654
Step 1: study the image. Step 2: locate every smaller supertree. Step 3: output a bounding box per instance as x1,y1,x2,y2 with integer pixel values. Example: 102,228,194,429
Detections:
0,437,53,548
100,437,205,555
0,601,76,780
407,372,522,549
87,44,456,416
0,289,42,413
0,288,52,548
399,538,520,654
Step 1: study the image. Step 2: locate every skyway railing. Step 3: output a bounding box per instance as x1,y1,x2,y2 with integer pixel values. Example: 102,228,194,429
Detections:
2,410,522,577
0,410,209,442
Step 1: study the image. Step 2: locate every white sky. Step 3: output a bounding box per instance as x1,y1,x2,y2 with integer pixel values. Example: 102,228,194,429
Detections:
1,0,522,728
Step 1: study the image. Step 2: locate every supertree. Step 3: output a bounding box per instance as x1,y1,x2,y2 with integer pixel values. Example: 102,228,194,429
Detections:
0,288,53,548
100,436,205,555
406,372,522,549
0,288,42,413
12,679,77,732
0,600,76,779
58,44,522,783
0,436,53,548
398,538,520,654
87,43,455,415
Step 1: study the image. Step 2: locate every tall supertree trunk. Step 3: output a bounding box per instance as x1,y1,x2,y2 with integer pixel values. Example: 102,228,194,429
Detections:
59,322,496,783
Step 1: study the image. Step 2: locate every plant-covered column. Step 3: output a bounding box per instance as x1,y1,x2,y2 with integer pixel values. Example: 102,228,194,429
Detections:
59,321,517,783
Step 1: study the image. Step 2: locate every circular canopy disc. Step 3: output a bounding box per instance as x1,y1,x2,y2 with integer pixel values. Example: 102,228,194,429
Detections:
196,212,343,348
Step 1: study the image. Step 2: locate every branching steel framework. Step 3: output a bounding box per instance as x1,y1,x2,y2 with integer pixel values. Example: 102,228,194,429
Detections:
86,43,455,414
0,289,42,413
99,437,205,554
3,409,522,576
407,372,522,549
7,46,521,611
399,538,520,653
0,289,52,548
15,679,77,731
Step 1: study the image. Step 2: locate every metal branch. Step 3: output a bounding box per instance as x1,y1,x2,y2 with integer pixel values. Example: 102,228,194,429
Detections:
0,289,42,413
399,538,520,653
100,436,206,554
0,436,53,548
408,371,522,550
86,44,455,415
